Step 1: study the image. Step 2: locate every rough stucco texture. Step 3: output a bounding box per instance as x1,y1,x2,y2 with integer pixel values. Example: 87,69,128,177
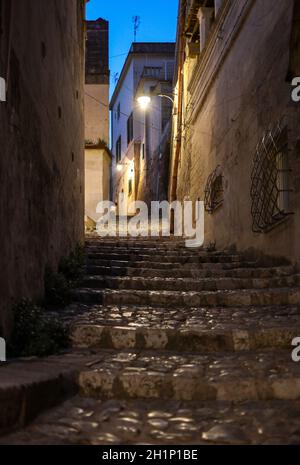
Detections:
176,0,300,263
0,0,85,335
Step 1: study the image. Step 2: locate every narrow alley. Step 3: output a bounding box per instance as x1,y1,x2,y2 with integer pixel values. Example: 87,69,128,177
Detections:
1,0,300,451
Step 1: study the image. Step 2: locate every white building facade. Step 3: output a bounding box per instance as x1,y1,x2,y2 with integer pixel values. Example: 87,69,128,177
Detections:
110,43,175,209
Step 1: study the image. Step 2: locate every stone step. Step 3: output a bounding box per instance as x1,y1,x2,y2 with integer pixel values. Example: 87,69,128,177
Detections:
86,238,187,246
86,245,231,256
82,274,300,292
0,352,99,436
85,265,295,279
2,396,300,444
68,304,300,352
78,349,300,402
72,287,300,308
86,258,261,270
86,252,243,264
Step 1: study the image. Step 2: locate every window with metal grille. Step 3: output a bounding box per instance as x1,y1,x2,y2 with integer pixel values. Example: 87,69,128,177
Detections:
127,112,133,146
250,119,293,233
204,166,224,213
116,136,122,163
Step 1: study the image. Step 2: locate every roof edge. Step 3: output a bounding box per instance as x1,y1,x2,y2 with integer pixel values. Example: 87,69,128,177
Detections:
110,42,176,109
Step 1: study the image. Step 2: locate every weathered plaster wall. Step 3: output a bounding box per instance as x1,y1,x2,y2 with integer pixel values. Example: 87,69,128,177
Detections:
0,0,85,335
85,147,111,223
110,45,175,208
176,0,300,263
85,84,109,143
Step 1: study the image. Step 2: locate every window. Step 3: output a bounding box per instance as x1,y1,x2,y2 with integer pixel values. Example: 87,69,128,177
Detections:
116,136,122,163
127,112,134,145
128,179,133,196
250,119,292,233
166,62,175,81
117,103,121,120
161,99,172,132
204,166,224,213
141,143,145,160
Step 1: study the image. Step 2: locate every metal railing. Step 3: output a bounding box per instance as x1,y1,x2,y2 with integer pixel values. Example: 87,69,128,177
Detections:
142,66,164,80
185,0,202,35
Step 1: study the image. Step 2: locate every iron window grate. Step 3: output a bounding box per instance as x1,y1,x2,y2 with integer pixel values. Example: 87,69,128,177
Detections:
250,118,293,233
204,165,224,213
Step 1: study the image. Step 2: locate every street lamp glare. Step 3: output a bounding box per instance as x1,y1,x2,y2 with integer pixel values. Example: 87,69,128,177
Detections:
137,95,151,110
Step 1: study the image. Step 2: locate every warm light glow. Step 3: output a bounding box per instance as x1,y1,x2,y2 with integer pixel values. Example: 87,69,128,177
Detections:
116,164,123,172
137,95,151,110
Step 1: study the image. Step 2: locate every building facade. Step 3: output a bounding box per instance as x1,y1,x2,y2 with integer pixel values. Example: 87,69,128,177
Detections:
85,18,111,229
0,0,86,336
110,43,175,210
170,0,300,263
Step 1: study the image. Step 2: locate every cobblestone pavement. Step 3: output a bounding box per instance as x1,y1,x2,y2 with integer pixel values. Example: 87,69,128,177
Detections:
2,396,300,445
2,236,300,444
54,303,300,352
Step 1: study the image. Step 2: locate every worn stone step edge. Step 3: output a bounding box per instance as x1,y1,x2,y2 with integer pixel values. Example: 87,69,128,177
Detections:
85,265,295,279
78,351,300,402
0,353,98,437
86,259,261,270
86,246,238,256
82,274,300,292
87,253,243,264
71,287,300,307
71,323,300,353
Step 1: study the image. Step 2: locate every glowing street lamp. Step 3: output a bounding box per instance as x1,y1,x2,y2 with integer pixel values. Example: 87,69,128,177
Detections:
137,95,151,110
137,94,174,111
116,160,134,172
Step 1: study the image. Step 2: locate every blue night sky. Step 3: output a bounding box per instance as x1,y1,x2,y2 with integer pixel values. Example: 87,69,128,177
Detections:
86,0,178,97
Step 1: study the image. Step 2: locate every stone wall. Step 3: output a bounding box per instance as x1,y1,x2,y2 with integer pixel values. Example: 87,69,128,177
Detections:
173,0,300,263
0,0,85,336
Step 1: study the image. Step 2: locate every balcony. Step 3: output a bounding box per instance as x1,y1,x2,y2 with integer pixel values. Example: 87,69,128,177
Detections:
185,0,202,36
142,66,164,80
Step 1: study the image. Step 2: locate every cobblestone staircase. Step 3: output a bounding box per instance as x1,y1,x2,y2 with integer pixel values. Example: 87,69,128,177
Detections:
2,236,300,445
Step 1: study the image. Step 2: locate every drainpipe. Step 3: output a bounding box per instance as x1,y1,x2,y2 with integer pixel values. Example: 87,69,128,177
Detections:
170,0,185,204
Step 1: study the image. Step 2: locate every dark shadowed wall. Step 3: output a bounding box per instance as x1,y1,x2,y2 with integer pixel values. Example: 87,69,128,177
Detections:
0,0,85,336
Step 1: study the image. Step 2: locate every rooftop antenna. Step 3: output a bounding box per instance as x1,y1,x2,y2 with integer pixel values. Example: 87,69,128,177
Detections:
132,16,141,42
113,72,119,84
